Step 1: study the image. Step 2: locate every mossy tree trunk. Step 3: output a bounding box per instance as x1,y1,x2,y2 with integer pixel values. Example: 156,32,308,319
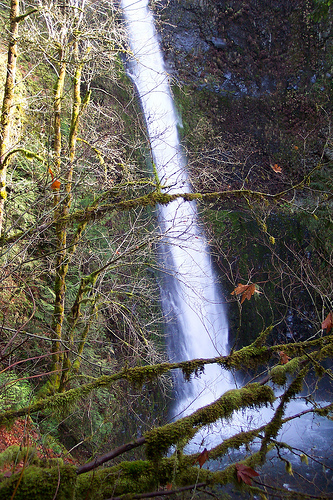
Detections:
0,0,19,237
59,39,91,391
49,47,67,392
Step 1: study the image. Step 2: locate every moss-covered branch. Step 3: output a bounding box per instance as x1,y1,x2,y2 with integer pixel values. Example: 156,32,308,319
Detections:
258,364,310,464
1,399,332,499
144,384,275,461
0,329,332,425
57,175,324,227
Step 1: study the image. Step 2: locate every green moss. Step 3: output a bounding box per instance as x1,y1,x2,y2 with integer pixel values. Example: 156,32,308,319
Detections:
0,446,37,468
221,344,272,370
315,402,333,418
179,360,205,381
144,384,275,461
270,356,302,386
75,461,157,500
0,189,7,200
124,363,173,387
0,465,76,500
209,428,262,461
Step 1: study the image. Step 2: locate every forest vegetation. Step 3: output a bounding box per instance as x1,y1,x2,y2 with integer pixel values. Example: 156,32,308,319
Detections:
0,0,332,499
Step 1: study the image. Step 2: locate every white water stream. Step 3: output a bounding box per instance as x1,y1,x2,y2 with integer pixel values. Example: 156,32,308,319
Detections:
120,2,333,474
121,0,231,418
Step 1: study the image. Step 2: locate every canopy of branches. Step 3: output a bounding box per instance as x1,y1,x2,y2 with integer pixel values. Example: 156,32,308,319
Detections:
0,1,332,499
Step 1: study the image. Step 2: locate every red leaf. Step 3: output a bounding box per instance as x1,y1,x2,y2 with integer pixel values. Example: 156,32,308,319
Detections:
193,448,209,468
235,463,259,485
322,312,333,333
231,283,257,304
279,351,291,365
271,163,282,173
49,167,61,190
51,179,61,190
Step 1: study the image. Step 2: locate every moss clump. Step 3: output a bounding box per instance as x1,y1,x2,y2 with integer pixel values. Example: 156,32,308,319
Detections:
315,402,333,418
0,465,76,500
0,189,7,200
0,446,37,468
221,345,272,370
179,360,205,381
209,428,262,461
75,461,156,500
270,356,302,386
124,363,173,387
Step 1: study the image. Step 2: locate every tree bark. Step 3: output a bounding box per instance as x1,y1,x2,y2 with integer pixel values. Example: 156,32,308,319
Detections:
49,48,67,391
0,0,19,236
76,437,146,475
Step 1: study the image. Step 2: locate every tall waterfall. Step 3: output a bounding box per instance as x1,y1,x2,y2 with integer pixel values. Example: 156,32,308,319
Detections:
120,2,333,476
121,0,231,418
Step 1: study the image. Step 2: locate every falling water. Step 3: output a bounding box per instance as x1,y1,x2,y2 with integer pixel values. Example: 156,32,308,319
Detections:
121,0,231,418
120,4,333,486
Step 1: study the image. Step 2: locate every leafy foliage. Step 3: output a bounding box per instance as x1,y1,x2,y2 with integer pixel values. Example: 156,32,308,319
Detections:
0,373,32,412
312,0,333,21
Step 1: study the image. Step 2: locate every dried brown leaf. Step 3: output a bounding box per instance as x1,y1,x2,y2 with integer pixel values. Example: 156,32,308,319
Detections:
193,448,209,468
235,463,259,485
231,283,257,304
271,163,282,173
322,312,333,333
279,351,291,365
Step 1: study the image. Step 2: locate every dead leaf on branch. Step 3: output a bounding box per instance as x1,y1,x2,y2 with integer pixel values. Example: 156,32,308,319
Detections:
279,351,291,365
235,463,259,485
193,448,209,468
271,163,282,173
322,312,333,333
231,283,260,304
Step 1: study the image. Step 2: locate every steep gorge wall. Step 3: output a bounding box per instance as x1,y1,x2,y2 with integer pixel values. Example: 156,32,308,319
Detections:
152,0,333,346
155,0,332,186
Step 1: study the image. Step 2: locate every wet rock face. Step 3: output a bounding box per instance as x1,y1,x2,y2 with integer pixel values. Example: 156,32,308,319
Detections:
157,0,332,97
153,0,332,191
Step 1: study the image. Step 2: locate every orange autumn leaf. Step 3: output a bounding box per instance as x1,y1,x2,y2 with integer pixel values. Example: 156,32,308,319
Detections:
279,351,291,365
271,163,282,173
51,179,61,190
235,463,259,485
48,167,61,190
231,283,257,304
322,312,333,333
193,448,209,468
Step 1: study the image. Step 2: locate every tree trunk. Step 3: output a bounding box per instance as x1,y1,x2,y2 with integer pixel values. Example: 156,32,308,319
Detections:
0,0,19,236
49,48,67,392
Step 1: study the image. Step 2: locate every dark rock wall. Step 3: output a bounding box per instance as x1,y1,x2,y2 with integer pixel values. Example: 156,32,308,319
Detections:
152,0,333,348
159,0,332,96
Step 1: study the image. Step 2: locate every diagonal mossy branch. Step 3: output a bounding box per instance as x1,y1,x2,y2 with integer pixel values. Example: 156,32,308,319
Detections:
77,437,146,475
258,364,311,465
144,384,275,461
0,331,331,426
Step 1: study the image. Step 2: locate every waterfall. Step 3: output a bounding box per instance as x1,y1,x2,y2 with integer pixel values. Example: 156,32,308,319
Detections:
120,2,333,477
121,0,231,418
